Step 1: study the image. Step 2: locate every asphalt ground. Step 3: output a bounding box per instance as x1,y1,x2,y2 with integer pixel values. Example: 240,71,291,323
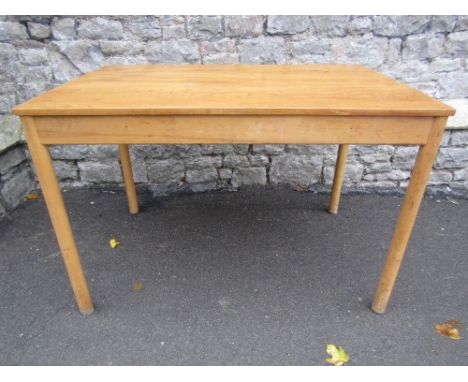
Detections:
0,186,467,365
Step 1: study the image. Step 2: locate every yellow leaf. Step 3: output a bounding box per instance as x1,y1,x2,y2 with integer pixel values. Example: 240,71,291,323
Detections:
435,320,462,340
133,282,143,291
109,238,120,248
25,192,39,201
326,344,350,366
292,185,305,192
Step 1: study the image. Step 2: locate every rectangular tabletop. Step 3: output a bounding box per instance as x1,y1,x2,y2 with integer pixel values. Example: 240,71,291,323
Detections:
13,64,455,117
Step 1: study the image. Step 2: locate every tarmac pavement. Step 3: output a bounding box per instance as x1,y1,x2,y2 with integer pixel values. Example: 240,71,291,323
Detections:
0,186,467,365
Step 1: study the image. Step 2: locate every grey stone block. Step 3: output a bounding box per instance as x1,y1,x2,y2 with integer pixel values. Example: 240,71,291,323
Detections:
454,16,468,31
239,36,287,64
445,31,468,57
270,155,322,186
441,132,451,147
200,38,238,63
430,16,457,33
200,38,236,55
453,168,467,181
159,16,185,27
381,60,431,83
0,116,23,152
0,21,29,41
223,155,249,168
436,147,468,169
344,162,365,185
125,16,161,40
173,145,204,158
349,16,373,35
27,22,51,39
185,156,222,170
248,154,269,166
374,16,431,37
252,145,285,155
386,38,402,63
78,161,122,183
147,159,184,185
53,40,104,73
203,53,239,64
199,145,236,155
428,170,453,185
53,160,78,181
392,146,419,170
402,33,445,60
350,145,395,156
186,168,218,184
188,16,223,40
323,161,364,186
0,166,35,208
163,25,186,40
47,46,81,83
233,145,250,155
330,35,388,68
366,162,393,174
105,56,148,65
225,16,264,38
360,180,397,188
231,167,267,187
429,58,463,73
0,42,18,74
218,168,232,180
439,72,468,98
77,17,123,40
450,131,468,145
100,41,145,56
49,145,118,160
0,146,26,175
18,47,49,66
146,39,200,63
363,170,410,182
310,16,350,37
267,16,309,35
290,39,331,60
0,93,17,114
285,145,337,156
16,66,53,100
51,18,77,40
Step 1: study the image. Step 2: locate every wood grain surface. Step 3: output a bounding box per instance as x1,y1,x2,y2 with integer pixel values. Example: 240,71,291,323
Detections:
13,65,455,117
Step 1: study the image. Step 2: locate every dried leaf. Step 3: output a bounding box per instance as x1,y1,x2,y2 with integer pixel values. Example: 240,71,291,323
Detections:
133,282,143,291
326,344,350,366
435,320,462,340
25,192,39,201
293,185,305,192
109,238,120,248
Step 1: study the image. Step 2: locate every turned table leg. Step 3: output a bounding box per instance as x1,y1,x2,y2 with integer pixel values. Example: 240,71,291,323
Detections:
118,144,139,214
372,117,447,314
329,144,349,214
22,117,94,315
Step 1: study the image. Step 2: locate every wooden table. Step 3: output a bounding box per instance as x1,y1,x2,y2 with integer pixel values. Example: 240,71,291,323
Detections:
13,65,455,315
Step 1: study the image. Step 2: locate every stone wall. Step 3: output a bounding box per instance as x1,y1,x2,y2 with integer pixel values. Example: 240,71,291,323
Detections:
1,15,468,215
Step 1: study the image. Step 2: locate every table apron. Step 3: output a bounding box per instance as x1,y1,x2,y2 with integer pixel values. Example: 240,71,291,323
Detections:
31,115,435,145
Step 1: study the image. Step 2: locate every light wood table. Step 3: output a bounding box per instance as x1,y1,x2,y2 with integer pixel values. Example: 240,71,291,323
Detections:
13,65,455,315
